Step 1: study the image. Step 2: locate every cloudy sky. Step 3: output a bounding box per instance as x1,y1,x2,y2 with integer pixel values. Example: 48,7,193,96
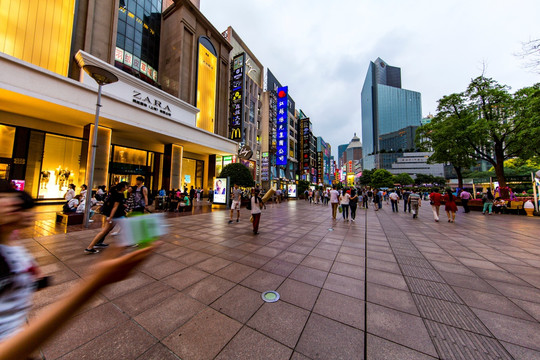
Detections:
200,0,539,158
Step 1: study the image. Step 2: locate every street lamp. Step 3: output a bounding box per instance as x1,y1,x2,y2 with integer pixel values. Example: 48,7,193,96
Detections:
82,65,118,228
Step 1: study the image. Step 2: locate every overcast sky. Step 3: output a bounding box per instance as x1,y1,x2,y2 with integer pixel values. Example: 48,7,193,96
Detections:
200,0,539,158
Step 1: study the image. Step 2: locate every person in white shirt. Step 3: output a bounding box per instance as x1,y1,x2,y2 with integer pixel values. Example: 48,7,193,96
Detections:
64,184,76,201
329,185,340,220
340,190,351,221
389,191,400,212
250,189,263,234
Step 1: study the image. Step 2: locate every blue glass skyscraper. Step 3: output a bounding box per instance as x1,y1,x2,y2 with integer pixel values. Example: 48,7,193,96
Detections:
361,58,422,170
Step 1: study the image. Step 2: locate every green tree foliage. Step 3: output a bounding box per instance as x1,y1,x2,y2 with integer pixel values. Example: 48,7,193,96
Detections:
370,169,394,189
297,180,310,198
393,173,414,185
359,169,375,186
219,163,254,187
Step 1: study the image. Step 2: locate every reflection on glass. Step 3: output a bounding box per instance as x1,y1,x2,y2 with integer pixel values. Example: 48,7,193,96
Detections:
0,125,16,158
113,146,148,165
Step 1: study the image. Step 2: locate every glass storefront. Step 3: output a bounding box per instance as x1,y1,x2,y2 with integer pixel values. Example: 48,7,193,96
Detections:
109,145,159,190
182,158,203,190
0,125,15,180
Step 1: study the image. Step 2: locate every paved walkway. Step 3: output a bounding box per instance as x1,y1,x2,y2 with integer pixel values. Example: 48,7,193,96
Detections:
25,200,540,359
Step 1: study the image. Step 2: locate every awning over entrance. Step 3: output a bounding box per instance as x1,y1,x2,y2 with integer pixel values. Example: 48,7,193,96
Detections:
0,51,237,156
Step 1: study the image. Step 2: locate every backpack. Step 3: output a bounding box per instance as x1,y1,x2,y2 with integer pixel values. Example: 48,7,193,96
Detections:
99,194,113,216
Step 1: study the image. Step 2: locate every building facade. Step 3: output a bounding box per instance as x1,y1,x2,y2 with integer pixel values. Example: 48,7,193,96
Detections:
0,0,237,201
316,137,331,185
361,57,422,170
389,152,445,178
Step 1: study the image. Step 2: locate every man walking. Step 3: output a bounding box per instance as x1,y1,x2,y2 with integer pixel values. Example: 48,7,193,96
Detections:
402,189,411,213
132,176,148,214
409,190,422,219
330,185,340,219
389,191,400,212
459,189,471,213
229,184,242,223
189,186,196,205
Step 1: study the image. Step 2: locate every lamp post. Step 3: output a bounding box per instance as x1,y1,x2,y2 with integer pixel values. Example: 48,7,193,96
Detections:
82,65,118,228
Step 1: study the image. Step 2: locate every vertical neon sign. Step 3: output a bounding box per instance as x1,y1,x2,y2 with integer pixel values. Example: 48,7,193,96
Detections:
276,86,288,166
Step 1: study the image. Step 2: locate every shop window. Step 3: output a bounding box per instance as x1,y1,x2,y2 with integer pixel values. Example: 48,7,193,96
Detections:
113,146,147,165
38,134,83,199
182,158,204,190
0,125,16,158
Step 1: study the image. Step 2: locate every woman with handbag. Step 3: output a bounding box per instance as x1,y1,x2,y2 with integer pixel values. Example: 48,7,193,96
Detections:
443,188,458,223
250,189,263,235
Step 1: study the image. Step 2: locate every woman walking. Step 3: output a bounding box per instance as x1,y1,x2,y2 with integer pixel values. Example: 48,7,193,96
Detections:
443,188,458,223
349,188,358,222
85,182,128,254
482,189,494,215
429,188,442,222
340,189,351,221
250,189,263,234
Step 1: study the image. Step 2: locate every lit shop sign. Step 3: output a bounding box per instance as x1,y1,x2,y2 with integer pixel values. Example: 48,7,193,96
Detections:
132,90,172,116
115,47,158,82
230,53,245,141
301,118,311,171
276,86,288,166
261,152,269,181
196,38,218,133
318,152,324,181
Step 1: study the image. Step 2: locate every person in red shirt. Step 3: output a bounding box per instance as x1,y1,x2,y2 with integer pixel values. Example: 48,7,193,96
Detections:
443,188,458,223
429,188,443,222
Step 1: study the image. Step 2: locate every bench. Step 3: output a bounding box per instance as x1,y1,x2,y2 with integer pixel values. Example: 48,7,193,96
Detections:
56,212,84,225
506,201,523,215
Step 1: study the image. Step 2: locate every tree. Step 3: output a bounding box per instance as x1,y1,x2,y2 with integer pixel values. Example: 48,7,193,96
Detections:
297,180,310,198
393,173,414,186
517,39,540,73
415,93,476,188
414,174,435,185
219,163,254,187
370,169,394,188
359,169,375,186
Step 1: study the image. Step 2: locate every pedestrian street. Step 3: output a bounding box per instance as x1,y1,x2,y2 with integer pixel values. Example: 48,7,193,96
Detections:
25,200,540,359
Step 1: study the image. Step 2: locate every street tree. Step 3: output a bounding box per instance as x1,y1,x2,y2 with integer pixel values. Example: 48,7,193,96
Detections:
415,93,476,189
370,169,394,189
219,163,254,187
393,173,414,186
359,169,375,187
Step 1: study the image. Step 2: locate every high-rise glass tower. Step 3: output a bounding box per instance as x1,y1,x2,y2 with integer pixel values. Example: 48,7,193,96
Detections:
361,58,421,170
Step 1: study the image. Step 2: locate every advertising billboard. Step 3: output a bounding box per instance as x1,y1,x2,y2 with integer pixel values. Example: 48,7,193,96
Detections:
276,86,288,166
261,152,269,181
196,38,217,133
230,53,245,141
213,177,228,204
301,118,311,172
288,184,297,198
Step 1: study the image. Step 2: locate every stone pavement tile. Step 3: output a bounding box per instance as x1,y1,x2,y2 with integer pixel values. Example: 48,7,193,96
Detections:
486,280,540,303
185,240,212,251
163,307,242,360
275,250,306,264
216,248,250,261
113,281,178,317
183,275,235,304
99,272,155,300
316,243,341,252
331,261,365,280
502,341,540,360
366,258,401,274
42,302,128,359
438,271,499,294
214,262,256,283
290,352,311,360
422,252,461,264
237,253,272,268
136,343,181,360
431,261,477,276
289,265,328,287
261,258,297,277
497,263,540,276
58,320,157,360
193,256,232,273
211,285,263,323
473,308,540,351
235,242,262,253
241,269,285,292
39,261,79,285
453,286,535,321
323,273,364,299
267,240,292,250
162,267,209,291
199,244,229,256
367,282,419,316
367,334,437,360
134,292,206,340
288,244,314,254
313,289,364,330
160,246,194,259
470,267,530,285
367,303,438,357
511,298,540,322
277,278,321,310
516,273,540,288
367,250,396,263
139,254,187,279
219,239,245,248
335,253,365,267
215,326,292,360
247,301,310,348
309,248,337,261
456,259,508,272
296,313,364,360
339,246,364,256
366,268,408,291
253,246,284,257
300,255,333,271
177,250,213,266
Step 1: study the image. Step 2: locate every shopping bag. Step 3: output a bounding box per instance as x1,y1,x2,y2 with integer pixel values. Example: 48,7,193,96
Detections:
338,205,343,213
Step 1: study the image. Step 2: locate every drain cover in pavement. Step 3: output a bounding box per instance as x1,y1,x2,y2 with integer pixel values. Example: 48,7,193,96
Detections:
262,291,280,302
328,228,334,231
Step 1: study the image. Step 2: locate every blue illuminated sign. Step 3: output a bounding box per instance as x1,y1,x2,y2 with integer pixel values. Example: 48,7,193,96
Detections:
276,86,288,166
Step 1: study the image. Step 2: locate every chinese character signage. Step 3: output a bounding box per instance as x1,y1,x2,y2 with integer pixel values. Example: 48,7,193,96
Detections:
276,86,288,166
229,53,245,141
261,152,269,181
301,118,311,171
